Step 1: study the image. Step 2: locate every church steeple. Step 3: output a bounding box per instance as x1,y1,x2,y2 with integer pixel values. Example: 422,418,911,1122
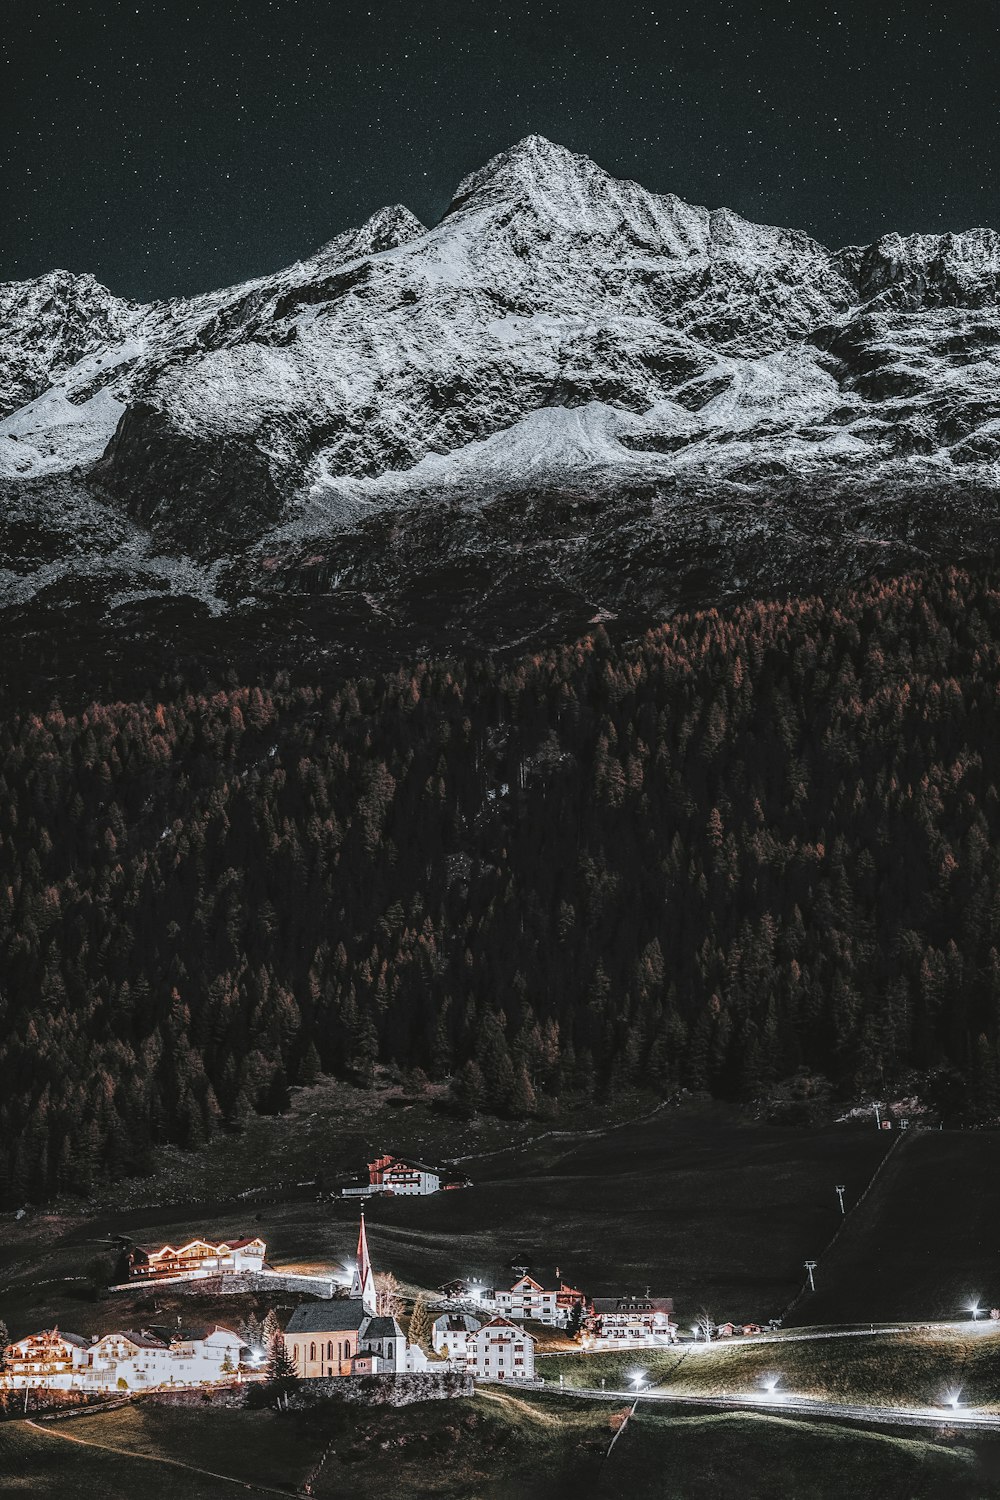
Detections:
351,1212,377,1312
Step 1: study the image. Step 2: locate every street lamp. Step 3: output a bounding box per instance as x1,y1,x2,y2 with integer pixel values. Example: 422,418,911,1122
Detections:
631,1371,646,1392
805,1261,817,1293
969,1303,981,1321
835,1185,846,1215
763,1375,780,1395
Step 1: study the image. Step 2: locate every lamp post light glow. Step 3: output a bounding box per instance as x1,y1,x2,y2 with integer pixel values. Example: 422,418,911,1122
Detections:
946,1388,963,1411
763,1375,780,1395
631,1371,647,1393
970,1303,981,1322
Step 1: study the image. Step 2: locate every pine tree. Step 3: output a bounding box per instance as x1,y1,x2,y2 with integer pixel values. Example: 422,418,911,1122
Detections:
266,1331,298,1387
408,1294,432,1350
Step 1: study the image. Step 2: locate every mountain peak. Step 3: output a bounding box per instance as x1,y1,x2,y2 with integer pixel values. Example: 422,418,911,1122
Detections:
311,203,426,268
447,135,613,215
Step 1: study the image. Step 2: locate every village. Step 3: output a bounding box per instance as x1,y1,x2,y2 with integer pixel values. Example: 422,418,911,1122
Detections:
0,1152,693,1400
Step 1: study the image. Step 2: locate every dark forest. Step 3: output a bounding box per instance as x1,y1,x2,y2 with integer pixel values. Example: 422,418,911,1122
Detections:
3,565,1000,1203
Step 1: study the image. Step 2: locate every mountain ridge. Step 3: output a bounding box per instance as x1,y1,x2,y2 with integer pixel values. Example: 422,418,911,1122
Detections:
2,135,1000,651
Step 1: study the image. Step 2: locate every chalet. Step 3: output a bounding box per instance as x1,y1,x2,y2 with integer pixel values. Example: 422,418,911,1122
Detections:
2,1328,90,1389
123,1235,266,1283
2,1323,244,1393
485,1272,569,1320
586,1295,675,1342
87,1330,175,1389
286,1214,427,1379
467,1317,536,1381
149,1324,244,1380
342,1154,442,1197
431,1312,481,1361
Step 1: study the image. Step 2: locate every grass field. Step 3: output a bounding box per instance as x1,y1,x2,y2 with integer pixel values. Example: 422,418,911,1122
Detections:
791,1129,1000,1325
541,1324,1000,1413
610,1408,989,1500
1,1387,997,1498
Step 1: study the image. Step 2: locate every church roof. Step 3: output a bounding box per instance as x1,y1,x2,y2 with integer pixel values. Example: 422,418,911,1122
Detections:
359,1316,403,1339
286,1299,370,1334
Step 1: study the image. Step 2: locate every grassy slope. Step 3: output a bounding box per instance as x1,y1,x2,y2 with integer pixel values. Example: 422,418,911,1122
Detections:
792,1129,1000,1325
607,1409,986,1500
0,1406,320,1498
543,1326,1000,1413
0,1100,893,1341
1,1390,995,1500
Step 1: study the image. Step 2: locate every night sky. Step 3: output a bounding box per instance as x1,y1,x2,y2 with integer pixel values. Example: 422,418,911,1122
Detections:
4,0,999,302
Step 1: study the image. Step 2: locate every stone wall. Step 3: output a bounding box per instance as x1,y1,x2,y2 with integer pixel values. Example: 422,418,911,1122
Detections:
161,1270,336,1298
0,1388,113,1420
142,1383,248,1410
286,1370,473,1408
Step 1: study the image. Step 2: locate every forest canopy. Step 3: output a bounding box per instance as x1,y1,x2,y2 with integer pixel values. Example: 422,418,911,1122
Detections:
2,565,1000,1201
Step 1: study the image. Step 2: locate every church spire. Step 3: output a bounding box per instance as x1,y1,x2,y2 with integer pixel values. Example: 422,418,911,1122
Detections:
351,1212,377,1312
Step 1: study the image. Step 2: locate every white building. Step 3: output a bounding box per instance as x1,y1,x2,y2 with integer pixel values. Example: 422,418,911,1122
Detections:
2,1324,244,1393
87,1331,177,1389
467,1317,535,1381
2,1329,90,1389
586,1295,675,1343
432,1312,481,1362
488,1274,562,1326
342,1154,441,1196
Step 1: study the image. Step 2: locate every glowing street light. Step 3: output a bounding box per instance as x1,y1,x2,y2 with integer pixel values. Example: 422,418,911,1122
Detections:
969,1303,981,1321
631,1371,647,1392
763,1375,781,1395
945,1388,963,1410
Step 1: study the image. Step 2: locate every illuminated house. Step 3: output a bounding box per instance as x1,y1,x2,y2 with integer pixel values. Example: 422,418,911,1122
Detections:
586,1294,675,1341
466,1317,536,1381
2,1328,90,1389
486,1269,585,1327
432,1312,481,1362
124,1234,266,1282
340,1154,442,1196
1,1323,244,1391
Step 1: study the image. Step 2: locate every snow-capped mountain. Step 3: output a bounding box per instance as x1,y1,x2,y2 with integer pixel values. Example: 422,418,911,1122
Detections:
3,134,1000,650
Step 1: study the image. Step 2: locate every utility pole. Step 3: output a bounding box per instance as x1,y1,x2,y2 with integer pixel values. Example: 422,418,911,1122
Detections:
805,1261,817,1293
835,1185,846,1215
874,1102,881,1130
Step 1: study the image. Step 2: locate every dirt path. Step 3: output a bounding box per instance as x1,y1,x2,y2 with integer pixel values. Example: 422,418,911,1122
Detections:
23,1418,300,1496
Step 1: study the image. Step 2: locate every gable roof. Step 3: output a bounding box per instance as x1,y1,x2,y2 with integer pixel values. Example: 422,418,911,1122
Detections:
476,1316,532,1339
359,1316,403,1340
433,1313,481,1333
12,1329,91,1351
97,1330,170,1350
590,1295,673,1315
285,1299,370,1335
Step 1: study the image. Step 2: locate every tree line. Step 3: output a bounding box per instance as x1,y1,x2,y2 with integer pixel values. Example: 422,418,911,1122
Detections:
3,564,1000,1201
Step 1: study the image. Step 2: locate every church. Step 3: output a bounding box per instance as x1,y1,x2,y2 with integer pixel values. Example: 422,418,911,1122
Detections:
285,1215,428,1379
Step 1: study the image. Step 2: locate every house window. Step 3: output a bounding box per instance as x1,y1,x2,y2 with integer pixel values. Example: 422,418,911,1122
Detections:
327,1341,333,1359
310,1342,316,1362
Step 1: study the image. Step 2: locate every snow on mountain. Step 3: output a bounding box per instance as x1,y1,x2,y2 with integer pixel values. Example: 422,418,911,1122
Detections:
3,135,1000,631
